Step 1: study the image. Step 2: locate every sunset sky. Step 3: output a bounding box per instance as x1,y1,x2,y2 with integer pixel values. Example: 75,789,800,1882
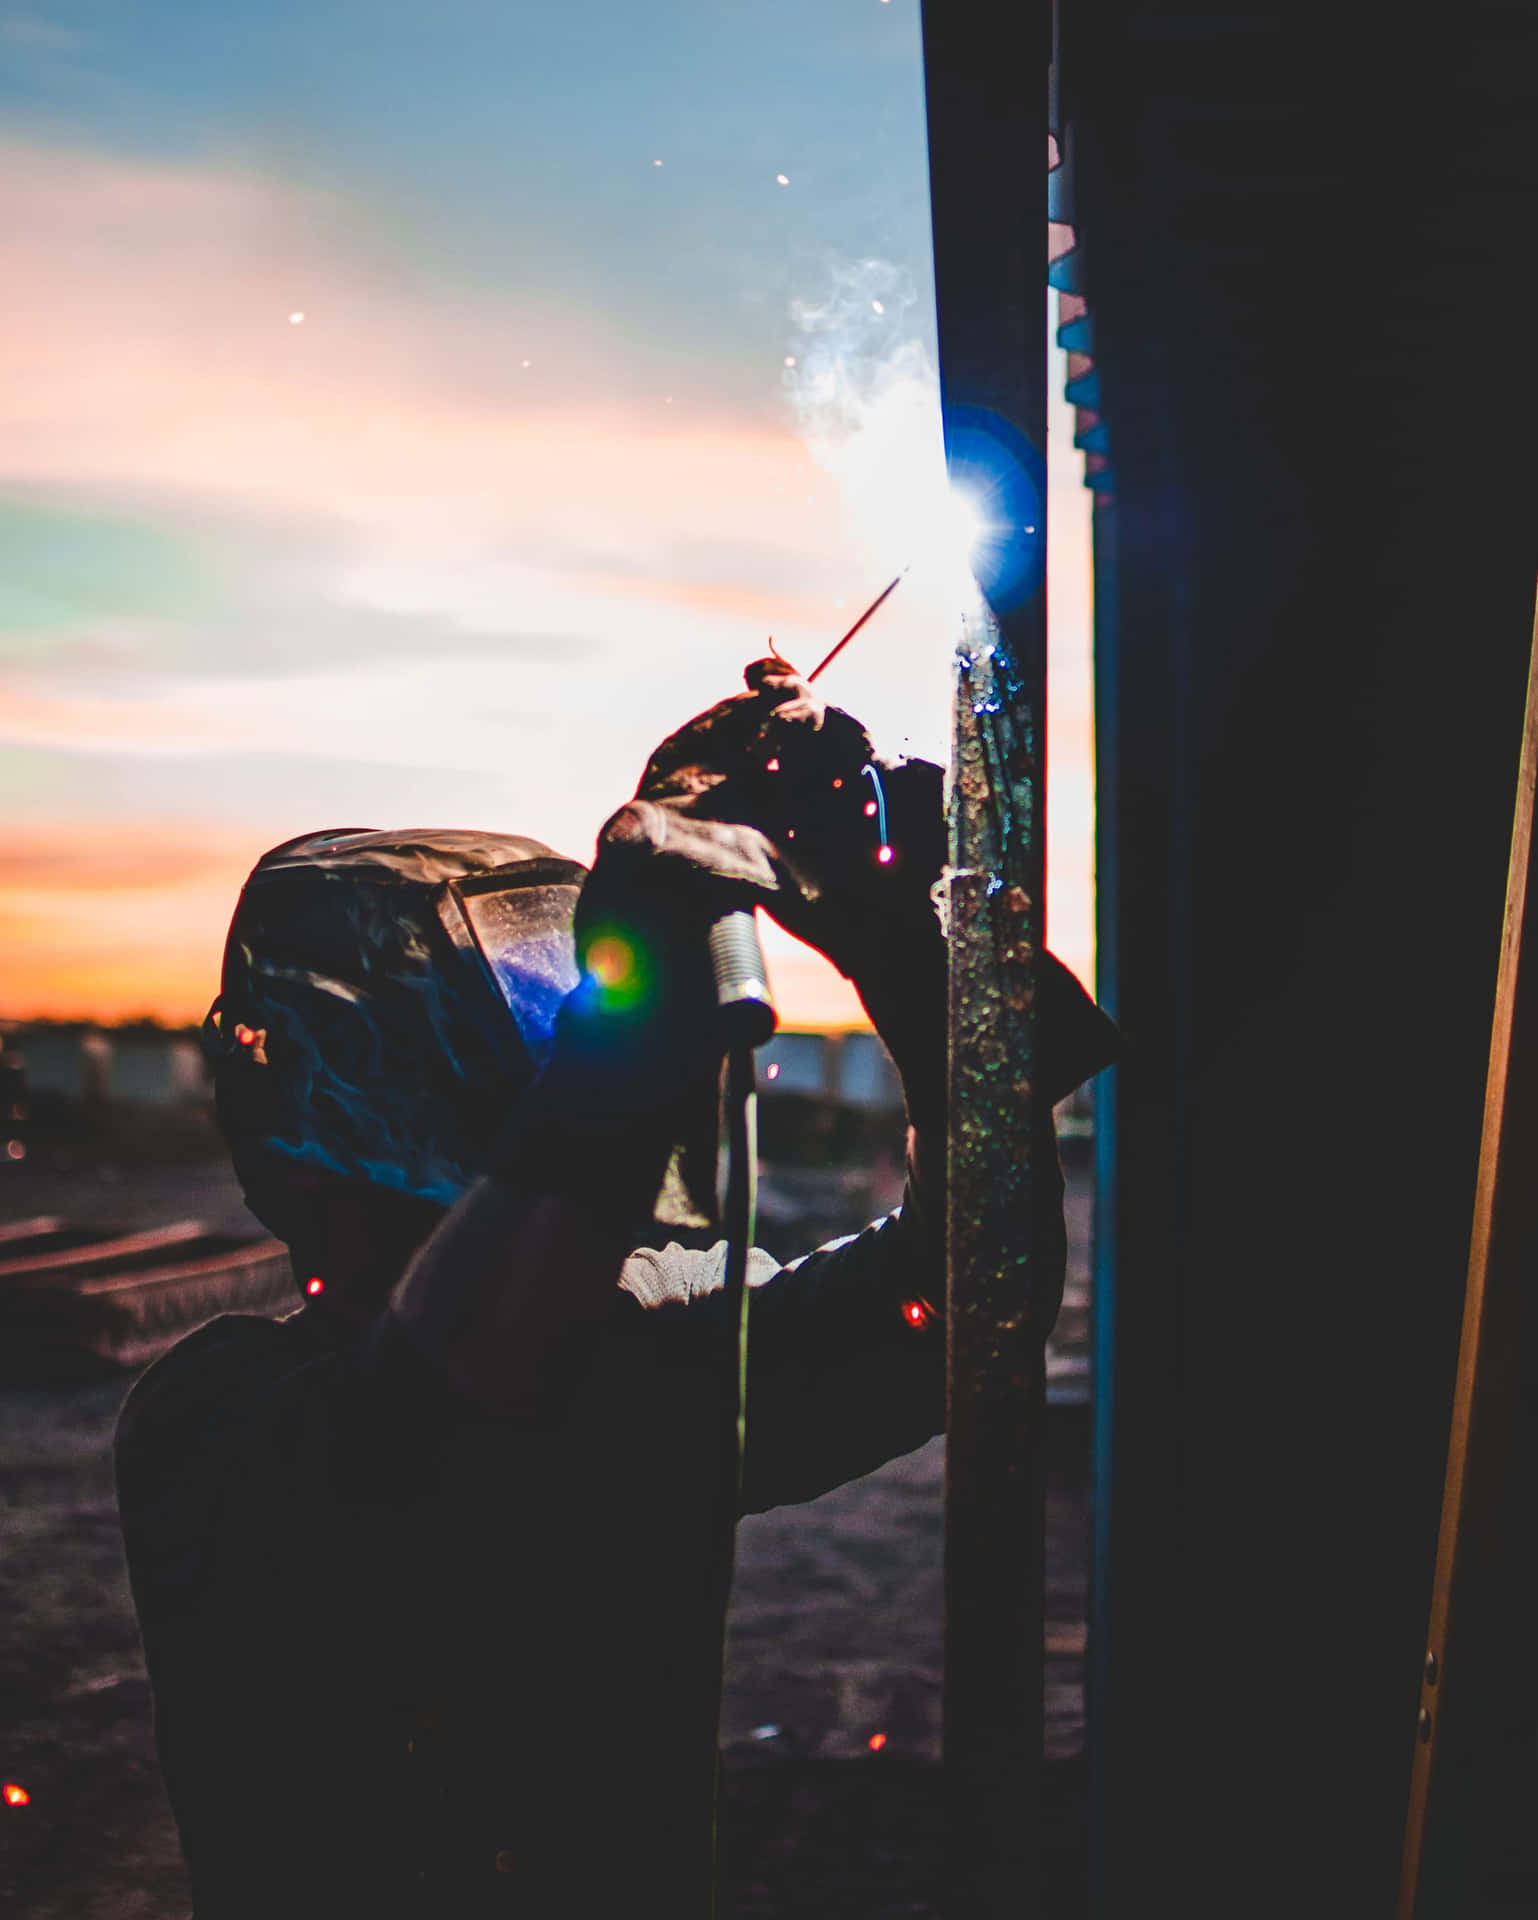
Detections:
0,0,1094,1029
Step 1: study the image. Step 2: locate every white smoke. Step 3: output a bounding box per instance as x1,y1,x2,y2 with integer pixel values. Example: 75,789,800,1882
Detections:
779,256,969,766
786,256,961,594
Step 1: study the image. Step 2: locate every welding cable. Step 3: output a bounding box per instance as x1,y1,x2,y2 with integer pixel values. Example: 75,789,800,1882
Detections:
705,913,773,1914
705,1039,759,1916
861,762,893,862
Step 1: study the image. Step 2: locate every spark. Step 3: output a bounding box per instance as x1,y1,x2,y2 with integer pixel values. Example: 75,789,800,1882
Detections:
306,1277,325,1296
6,1141,24,1161
901,1297,936,1328
521,360,532,369
765,758,781,772
653,158,663,166
867,1732,888,1751
3,1785,30,1807
864,800,878,817
288,312,305,325
871,300,884,314
766,1063,780,1081
776,173,789,186
784,356,797,367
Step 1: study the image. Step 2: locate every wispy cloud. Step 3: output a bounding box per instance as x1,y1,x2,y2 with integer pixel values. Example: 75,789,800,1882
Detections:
0,137,830,539
0,8,90,57
0,135,885,743
0,135,1097,1018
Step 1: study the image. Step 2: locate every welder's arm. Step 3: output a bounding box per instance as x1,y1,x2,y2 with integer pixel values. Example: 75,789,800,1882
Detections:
381,802,787,1421
725,1104,1064,1513
726,927,1103,1509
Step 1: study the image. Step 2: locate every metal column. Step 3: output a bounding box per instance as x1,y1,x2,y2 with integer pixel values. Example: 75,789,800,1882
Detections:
921,4,1052,1912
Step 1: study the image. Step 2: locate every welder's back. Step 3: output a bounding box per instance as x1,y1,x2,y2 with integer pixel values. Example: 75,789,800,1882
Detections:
114,1305,734,1917
114,1196,951,1915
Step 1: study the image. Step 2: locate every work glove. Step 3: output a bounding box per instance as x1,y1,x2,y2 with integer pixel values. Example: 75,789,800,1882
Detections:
555,796,789,1119
635,660,1121,1116
636,659,938,982
490,797,793,1225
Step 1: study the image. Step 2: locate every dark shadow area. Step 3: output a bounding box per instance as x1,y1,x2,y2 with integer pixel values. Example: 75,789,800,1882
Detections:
1,1144,1094,1918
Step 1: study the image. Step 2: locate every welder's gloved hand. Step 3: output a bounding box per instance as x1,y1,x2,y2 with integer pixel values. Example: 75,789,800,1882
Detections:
635,660,1122,1117
545,797,790,1127
488,798,792,1220
636,657,943,982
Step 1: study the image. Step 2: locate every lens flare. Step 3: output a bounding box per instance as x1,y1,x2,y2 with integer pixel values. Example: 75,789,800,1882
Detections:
579,928,653,1013
585,937,635,990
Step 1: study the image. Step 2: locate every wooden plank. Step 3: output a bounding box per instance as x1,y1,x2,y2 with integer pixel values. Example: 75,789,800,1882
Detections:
0,1220,204,1281
1398,596,1538,1916
74,1237,289,1296
0,1215,62,1244
0,1239,293,1381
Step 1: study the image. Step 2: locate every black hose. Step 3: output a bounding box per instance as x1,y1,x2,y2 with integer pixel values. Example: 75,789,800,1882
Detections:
707,913,773,1916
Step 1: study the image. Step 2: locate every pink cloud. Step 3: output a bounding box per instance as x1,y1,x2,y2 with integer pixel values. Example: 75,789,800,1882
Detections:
0,136,1099,1017
0,136,838,558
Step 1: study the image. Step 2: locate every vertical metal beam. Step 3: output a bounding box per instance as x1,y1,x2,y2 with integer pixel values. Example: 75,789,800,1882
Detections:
921,4,1052,1913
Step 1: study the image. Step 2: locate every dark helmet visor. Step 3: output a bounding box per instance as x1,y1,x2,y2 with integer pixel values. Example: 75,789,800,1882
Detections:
438,862,584,1070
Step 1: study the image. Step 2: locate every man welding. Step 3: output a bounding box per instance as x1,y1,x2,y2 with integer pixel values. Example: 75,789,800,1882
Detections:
114,661,1115,1918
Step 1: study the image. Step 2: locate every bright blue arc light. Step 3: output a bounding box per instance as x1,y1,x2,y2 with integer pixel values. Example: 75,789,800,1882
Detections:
942,407,1046,612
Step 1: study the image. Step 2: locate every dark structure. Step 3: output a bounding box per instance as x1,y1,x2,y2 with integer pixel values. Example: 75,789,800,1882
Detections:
924,4,1538,1914
1058,6,1537,1916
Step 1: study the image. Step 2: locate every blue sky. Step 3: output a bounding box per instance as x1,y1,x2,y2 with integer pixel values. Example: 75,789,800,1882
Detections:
0,0,1093,1023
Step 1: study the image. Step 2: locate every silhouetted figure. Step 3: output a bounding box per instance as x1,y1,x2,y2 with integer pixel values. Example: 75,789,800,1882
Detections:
114,665,1115,1917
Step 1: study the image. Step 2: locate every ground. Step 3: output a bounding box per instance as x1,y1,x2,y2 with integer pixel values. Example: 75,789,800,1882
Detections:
0,1149,1091,1918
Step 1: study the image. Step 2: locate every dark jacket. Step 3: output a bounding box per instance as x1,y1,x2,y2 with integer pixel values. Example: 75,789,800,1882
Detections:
114,1147,1033,1918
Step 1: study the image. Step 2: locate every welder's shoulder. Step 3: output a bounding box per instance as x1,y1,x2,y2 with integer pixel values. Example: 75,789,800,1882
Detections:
114,1311,323,1463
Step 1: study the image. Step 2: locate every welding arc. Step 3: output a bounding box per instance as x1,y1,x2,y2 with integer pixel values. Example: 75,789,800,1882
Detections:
805,568,909,684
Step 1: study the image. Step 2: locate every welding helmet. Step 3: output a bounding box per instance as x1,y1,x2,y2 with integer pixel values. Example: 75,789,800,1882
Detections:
204,828,587,1223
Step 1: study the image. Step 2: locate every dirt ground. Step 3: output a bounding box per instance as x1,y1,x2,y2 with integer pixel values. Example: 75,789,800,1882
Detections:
0,1152,1092,1918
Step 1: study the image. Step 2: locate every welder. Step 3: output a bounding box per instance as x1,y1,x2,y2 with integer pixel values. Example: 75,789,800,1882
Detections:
114,661,1116,1918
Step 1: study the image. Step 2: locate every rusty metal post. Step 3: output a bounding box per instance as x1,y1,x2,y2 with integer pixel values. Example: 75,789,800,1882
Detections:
921,2,1052,1913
